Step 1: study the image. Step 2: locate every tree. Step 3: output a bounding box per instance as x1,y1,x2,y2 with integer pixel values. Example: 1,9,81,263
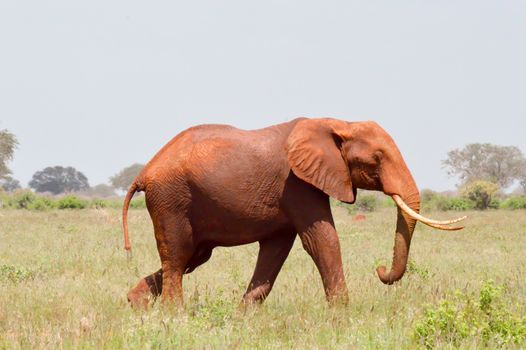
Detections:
460,180,499,210
84,184,117,198
520,177,526,194
518,161,526,194
0,176,21,192
0,129,18,179
110,163,144,191
29,166,90,194
443,143,525,188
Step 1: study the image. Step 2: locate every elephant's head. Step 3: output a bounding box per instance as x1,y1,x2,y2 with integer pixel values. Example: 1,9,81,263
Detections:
286,118,465,285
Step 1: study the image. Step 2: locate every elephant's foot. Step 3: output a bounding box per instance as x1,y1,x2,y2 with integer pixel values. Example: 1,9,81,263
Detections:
326,287,349,306
242,283,272,305
127,269,163,309
127,279,152,309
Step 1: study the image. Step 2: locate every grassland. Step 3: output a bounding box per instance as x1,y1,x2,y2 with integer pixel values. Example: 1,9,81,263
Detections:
0,206,525,349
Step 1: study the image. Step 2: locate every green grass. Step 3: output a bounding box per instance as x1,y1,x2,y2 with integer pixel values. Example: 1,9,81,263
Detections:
0,207,525,349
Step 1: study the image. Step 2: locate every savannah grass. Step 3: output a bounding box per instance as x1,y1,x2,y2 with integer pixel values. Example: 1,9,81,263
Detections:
0,206,525,349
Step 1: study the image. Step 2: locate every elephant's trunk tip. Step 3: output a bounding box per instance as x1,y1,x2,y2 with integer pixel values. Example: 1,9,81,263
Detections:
376,265,404,285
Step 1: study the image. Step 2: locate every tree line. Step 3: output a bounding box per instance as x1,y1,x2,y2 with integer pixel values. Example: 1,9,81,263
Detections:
0,128,144,197
1,127,526,209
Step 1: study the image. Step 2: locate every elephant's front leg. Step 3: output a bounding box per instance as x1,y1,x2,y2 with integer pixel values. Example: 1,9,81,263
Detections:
242,231,296,305
297,220,349,304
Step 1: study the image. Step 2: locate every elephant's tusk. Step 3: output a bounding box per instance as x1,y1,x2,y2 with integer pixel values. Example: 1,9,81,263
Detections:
392,194,467,227
424,222,465,231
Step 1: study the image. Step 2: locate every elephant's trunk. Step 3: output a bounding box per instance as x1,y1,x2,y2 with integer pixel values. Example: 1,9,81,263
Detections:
376,190,420,285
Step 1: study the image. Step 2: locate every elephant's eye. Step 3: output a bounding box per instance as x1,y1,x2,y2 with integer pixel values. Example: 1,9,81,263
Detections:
360,169,376,183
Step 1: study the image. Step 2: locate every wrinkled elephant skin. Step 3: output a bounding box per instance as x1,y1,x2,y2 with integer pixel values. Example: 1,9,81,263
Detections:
123,118,425,308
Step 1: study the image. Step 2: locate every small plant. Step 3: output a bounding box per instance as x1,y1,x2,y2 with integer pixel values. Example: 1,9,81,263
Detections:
0,264,35,283
56,195,88,209
407,259,430,280
413,280,526,349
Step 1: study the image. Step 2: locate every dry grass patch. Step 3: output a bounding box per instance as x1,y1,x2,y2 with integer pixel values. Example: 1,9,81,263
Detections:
0,208,525,349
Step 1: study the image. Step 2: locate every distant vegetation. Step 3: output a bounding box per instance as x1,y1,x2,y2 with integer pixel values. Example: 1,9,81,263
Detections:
110,163,144,192
29,166,90,194
443,143,526,190
332,186,526,214
2,127,526,213
0,128,19,192
0,190,145,210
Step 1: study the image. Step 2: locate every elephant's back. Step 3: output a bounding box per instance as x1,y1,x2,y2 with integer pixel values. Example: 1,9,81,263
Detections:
138,119,303,199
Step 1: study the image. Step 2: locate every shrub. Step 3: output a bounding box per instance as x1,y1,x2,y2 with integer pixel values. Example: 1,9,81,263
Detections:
437,197,475,211
355,194,377,212
460,181,500,210
420,189,438,205
0,264,35,283
346,194,378,214
489,197,501,209
56,195,88,209
130,196,146,209
90,199,108,209
6,190,36,209
500,196,526,210
413,280,526,349
27,197,56,211
422,192,474,212
407,259,431,280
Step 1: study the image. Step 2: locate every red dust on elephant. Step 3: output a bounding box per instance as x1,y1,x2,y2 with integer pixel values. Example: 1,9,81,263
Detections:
122,118,466,308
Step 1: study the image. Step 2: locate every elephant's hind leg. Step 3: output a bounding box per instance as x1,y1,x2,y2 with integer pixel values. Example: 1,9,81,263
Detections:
242,231,296,305
127,269,163,309
153,214,194,308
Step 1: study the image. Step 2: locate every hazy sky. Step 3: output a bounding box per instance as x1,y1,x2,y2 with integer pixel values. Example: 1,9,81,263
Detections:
1,1,525,191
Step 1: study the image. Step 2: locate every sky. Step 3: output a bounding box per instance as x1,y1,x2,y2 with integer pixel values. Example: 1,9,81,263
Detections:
0,1,525,191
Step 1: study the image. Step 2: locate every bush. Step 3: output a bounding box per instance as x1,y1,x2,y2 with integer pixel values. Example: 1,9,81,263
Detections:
436,197,475,211
0,264,35,283
420,189,438,204
130,196,146,209
413,280,526,349
460,181,500,210
407,259,431,280
27,197,56,211
354,194,377,212
5,190,36,209
421,191,474,212
345,193,379,214
90,199,108,209
56,195,88,209
500,196,526,210
489,197,501,209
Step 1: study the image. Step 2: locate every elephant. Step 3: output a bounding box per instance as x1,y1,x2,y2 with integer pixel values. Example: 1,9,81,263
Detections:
123,118,465,309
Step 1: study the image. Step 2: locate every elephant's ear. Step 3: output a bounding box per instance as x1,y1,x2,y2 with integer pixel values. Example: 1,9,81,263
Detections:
286,118,355,203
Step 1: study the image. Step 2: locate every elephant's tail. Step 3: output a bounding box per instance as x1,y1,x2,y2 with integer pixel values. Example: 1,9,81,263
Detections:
122,181,139,254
